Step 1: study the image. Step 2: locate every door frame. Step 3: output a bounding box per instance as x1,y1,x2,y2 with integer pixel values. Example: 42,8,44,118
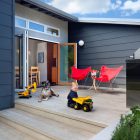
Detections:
58,43,77,85
15,30,28,91
46,42,58,84
15,30,61,91
15,30,77,89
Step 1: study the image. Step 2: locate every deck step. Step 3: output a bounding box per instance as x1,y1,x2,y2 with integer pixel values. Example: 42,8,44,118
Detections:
0,122,36,140
15,102,106,134
0,108,95,140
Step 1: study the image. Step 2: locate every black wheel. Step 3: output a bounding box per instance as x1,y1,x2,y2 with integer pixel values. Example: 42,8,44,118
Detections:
67,102,75,108
82,104,90,112
27,95,30,99
74,103,81,110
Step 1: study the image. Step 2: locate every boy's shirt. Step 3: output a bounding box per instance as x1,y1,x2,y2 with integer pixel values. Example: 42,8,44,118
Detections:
67,90,78,104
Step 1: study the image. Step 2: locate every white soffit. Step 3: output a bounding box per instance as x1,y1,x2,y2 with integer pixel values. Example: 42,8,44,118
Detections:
79,18,140,26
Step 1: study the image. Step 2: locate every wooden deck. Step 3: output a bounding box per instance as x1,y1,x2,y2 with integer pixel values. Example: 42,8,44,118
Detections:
15,86,129,125
0,86,129,140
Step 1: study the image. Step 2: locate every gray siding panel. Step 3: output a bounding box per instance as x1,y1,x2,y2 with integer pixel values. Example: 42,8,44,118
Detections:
72,28,140,40
0,73,12,85
0,0,14,110
79,50,134,60
0,38,12,50
0,25,12,38
0,13,12,27
0,62,12,72
0,1,12,15
1,0,13,5
78,57,125,65
0,85,12,96
87,35,140,46
69,23,140,88
0,50,12,61
80,42,140,54
0,96,13,110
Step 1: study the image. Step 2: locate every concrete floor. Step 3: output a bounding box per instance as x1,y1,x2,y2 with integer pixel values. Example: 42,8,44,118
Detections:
15,86,129,126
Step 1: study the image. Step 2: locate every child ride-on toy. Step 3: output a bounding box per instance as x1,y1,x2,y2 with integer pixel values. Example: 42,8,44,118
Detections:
17,82,37,98
72,96,93,112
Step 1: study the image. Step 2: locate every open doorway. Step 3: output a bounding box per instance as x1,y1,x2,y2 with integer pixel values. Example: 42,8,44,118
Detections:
15,34,77,89
28,39,58,85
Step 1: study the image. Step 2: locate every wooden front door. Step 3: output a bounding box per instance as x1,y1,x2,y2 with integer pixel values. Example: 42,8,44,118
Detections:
47,42,58,84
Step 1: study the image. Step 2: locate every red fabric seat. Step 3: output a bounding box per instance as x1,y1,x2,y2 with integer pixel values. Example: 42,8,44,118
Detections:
71,66,91,80
95,65,123,82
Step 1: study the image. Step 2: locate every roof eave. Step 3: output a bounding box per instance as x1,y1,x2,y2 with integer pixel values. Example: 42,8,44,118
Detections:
15,0,78,22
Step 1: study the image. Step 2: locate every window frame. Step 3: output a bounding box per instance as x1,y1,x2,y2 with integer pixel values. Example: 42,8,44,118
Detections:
15,16,60,37
46,25,60,37
15,16,27,29
28,20,45,33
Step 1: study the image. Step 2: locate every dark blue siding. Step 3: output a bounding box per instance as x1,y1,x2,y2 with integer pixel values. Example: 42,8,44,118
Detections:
69,22,140,88
0,0,14,110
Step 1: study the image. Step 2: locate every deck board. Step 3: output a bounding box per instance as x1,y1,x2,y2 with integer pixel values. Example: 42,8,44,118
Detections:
15,86,129,125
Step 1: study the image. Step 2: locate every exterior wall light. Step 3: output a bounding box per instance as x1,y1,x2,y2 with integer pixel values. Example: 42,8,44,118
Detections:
78,40,84,47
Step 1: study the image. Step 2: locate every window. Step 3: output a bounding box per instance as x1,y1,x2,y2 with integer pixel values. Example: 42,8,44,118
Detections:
15,17,26,28
29,22,44,32
47,27,59,36
15,16,60,37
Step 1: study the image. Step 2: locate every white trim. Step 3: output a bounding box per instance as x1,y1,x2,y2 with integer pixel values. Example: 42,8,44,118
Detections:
15,16,60,37
15,16,27,29
28,27,46,34
26,31,29,86
15,16,27,22
46,25,60,37
29,20,45,33
15,34,25,92
29,19,46,30
28,36,60,44
15,89,25,92
23,31,27,90
15,31,60,92
79,18,140,26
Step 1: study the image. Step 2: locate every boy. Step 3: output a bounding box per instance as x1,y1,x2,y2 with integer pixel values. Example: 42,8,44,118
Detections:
67,82,78,108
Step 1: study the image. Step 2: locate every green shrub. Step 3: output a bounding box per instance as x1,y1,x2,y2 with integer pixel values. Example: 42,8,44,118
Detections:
112,106,140,140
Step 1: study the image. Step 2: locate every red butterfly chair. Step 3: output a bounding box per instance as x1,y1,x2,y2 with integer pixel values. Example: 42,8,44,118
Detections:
95,65,123,88
71,66,92,82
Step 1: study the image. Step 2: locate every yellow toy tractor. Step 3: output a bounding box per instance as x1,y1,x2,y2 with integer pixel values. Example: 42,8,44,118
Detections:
72,96,93,112
17,82,37,98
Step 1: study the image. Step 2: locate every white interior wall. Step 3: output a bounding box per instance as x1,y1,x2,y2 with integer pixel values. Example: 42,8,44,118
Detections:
28,39,37,68
29,39,48,83
37,42,47,82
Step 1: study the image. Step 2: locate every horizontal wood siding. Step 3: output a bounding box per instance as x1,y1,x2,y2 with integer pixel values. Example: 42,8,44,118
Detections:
68,23,140,88
0,0,14,110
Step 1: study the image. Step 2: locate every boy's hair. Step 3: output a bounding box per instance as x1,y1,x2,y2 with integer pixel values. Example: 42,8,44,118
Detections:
72,82,78,87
